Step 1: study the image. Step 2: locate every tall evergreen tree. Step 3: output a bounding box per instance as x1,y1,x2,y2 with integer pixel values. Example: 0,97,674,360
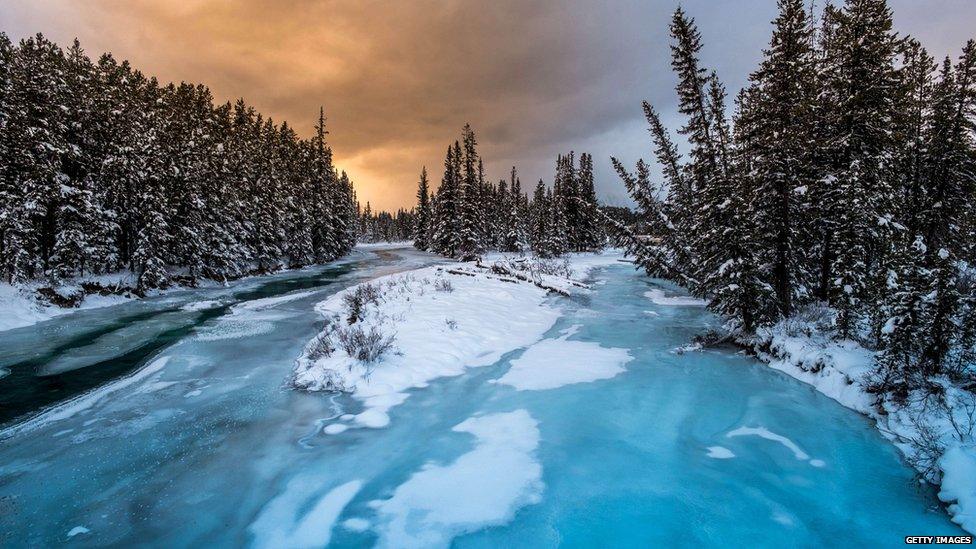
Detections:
413,167,432,250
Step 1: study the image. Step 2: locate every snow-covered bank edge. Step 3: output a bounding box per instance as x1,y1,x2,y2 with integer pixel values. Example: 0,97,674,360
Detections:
0,250,380,334
742,322,976,533
292,251,624,432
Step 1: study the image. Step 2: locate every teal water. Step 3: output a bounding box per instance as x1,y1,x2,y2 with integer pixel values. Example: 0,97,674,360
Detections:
0,257,962,547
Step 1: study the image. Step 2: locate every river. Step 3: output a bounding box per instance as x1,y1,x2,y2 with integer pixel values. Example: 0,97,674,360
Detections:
0,246,962,546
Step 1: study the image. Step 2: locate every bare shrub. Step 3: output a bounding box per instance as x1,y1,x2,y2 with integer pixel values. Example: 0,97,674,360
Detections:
434,278,454,292
337,324,396,363
781,303,835,338
305,332,334,361
343,283,381,324
445,318,458,330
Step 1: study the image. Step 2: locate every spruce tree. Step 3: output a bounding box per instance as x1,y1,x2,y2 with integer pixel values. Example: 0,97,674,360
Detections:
413,167,432,250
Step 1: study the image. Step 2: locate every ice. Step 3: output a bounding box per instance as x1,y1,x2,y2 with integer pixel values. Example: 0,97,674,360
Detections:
249,479,362,548
66,526,90,538
706,446,736,459
0,254,966,546
493,334,631,391
341,518,371,532
644,288,708,306
372,410,543,548
2,356,171,438
38,312,191,376
727,426,813,462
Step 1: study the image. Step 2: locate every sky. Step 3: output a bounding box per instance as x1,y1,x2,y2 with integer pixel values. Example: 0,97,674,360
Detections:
2,0,975,212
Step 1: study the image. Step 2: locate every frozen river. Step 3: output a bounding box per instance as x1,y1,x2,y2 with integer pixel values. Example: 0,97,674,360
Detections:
0,247,963,546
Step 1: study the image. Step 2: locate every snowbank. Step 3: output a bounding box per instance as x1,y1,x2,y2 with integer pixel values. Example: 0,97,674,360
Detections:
939,446,976,533
371,410,543,548
292,265,561,429
293,252,624,432
747,317,976,532
0,279,132,333
355,241,414,250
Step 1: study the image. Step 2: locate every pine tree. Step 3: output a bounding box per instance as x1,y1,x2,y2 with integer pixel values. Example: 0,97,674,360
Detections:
741,0,818,318
431,144,461,257
822,0,900,336
457,124,485,260
413,167,432,250
576,152,605,251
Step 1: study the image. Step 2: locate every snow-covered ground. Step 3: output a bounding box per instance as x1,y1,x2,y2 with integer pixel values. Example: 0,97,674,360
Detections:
355,241,415,250
0,274,137,333
746,317,976,533
293,252,625,431
0,246,410,335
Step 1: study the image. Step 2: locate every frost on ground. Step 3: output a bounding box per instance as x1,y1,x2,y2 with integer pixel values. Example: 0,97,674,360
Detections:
494,326,632,391
293,252,622,431
744,307,976,532
371,410,543,549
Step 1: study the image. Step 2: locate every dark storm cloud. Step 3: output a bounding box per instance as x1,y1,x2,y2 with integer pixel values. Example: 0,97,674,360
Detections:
2,0,974,210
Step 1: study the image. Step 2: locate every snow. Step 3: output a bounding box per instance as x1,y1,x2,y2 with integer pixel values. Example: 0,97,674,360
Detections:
249,479,362,548
0,281,130,333
494,330,632,391
66,526,90,538
645,288,708,306
342,518,371,532
293,259,597,430
727,426,812,462
372,410,543,548
939,446,976,533
706,446,736,459
355,241,414,250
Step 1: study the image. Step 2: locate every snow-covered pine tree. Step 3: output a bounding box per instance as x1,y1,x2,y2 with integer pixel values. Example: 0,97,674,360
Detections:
820,0,900,337
740,0,818,319
431,144,461,257
309,107,338,262
457,124,485,261
132,77,171,290
530,179,553,258
917,43,976,374
576,152,605,251
6,35,70,279
501,167,527,253
668,9,722,283
413,167,432,251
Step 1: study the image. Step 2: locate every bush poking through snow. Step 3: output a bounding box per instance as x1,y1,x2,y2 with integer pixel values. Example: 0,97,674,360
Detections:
343,283,381,324
305,324,337,361
527,257,575,279
336,324,396,364
434,278,454,292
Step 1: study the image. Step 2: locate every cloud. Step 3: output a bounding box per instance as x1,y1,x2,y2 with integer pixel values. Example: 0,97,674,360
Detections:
2,0,974,211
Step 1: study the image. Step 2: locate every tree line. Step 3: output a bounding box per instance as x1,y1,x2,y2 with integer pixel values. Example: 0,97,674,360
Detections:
358,203,416,244
0,33,358,290
618,0,975,396
412,124,606,259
